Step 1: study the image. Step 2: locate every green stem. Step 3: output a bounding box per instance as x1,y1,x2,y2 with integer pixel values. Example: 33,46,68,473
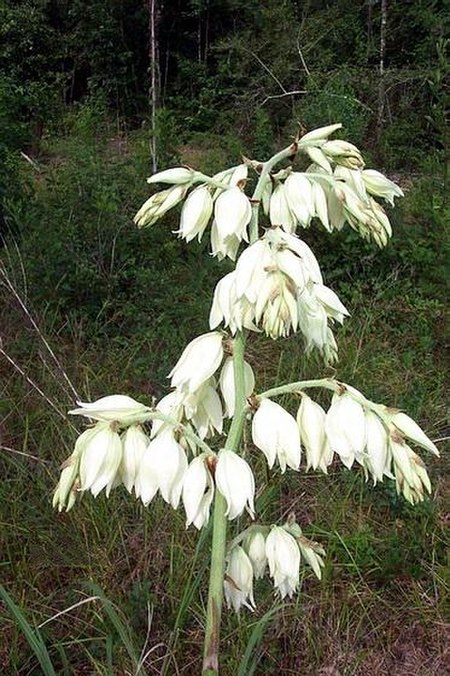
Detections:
202,332,247,675
202,141,300,675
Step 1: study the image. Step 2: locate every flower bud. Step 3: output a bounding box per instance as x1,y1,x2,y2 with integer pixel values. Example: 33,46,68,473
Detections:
299,123,342,145
296,394,331,472
147,167,194,185
69,394,151,426
134,185,188,228
361,169,404,205
391,411,439,456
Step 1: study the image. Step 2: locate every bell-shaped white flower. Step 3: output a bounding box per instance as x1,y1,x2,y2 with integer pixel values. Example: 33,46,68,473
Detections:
69,394,151,425
219,357,255,417
363,411,391,483
265,526,301,599
78,423,123,497
215,449,255,520
181,378,224,439
120,425,149,493
169,332,224,393
243,530,267,579
214,186,251,241
150,391,183,438
177,185,213,242
296,394,332,472
284,173,314,227
252,398,301,473
182,454,214,529
224,546,255,613
147,167,194,185
136,430,187,508
390,411,439,456
325,391,367,468
361,169,404,205
269,182,297,232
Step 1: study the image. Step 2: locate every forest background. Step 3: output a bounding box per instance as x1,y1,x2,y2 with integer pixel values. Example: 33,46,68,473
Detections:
0,0,449,674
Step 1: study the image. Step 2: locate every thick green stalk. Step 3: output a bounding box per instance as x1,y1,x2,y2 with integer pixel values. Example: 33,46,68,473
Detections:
202,141,300,675
202,331,247,675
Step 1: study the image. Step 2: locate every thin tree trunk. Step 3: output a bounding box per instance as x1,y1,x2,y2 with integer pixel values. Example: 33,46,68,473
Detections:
149,0,160,173
376,0,387,142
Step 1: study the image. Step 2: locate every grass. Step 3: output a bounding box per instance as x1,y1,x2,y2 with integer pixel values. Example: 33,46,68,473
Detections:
0,118,448,674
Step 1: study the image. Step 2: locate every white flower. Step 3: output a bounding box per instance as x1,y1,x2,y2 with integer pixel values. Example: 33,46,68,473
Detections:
219,357,255,417
269,182,297,232
150,391,183,438
215,449,255,520
147,167,194,185
134,184,188,228
182,454,214,529
181,378,224,439
390,437,432,505
120,425,149,493
361,169,404,205
325,391,367,468
284,173,314,227
215,186,251,239
312,181,331,230
243,530,267,579
177,185,213,242
390,411,439,456
296,394,333,472
224,546,255,613
364,411,391,483
297,536,326,580
252,398,301,472
136,430,187,508
78,423,122,497
265,526,301,599
69,394,151,425
52,450,82,512
169,332,224,393
210,220,241,261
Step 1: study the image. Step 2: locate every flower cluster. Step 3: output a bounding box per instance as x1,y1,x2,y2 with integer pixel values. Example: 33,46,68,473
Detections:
251,384,438,505
224,523,325,612
210,227,348,362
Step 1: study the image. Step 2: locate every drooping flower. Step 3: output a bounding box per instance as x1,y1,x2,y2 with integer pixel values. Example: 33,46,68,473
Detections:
182,454,214,529
169,332,224,394
211,186,251,260
284,172,314,227
361,169,404,205
243,529,267,579
219,357,255,418
265,526,301,599
296,394,333,472
176,185,213,242
120,425,150,493
215,449,255,520
224,546,255,613
252,398,301,473
78,423,123,497
135,430,187,508
325,390,367,468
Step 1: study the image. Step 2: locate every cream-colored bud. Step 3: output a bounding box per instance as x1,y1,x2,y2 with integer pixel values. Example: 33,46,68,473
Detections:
147,167,194,185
